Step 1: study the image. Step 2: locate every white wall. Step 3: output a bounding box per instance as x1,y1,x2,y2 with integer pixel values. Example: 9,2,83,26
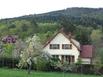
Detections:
43,33,80,63
81,58,91,64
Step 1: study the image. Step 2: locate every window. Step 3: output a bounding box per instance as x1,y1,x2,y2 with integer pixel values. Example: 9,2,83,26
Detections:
62,44,72,49
50,44,60,49
61,55,75,64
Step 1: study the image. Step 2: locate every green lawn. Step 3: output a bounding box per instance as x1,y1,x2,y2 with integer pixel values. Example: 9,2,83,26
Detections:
0,68,102,77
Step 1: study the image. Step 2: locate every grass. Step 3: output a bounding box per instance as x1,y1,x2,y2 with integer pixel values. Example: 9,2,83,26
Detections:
0,68,102,77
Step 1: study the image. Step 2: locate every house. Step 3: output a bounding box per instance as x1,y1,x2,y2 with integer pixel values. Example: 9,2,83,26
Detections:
43,29,94,64
2,35,17,43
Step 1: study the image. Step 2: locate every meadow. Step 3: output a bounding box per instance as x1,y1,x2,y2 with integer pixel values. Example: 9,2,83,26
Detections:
0,68,102,77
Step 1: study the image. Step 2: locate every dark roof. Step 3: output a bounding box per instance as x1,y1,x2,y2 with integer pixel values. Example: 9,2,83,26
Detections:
80,45,93,58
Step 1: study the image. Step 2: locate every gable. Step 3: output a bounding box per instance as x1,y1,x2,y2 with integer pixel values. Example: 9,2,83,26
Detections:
44,32,80,51
49,33,71,44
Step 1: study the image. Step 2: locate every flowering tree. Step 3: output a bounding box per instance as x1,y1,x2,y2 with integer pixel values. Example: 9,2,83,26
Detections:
18,35,43,70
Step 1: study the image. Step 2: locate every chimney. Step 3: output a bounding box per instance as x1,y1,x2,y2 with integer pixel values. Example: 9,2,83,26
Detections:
68,32,72,39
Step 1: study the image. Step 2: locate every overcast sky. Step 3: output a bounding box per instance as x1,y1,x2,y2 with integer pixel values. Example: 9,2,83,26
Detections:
0,0,103,19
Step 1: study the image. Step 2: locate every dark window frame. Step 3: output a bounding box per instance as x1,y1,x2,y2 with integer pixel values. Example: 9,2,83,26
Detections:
50,44,60,49
62,44,72,49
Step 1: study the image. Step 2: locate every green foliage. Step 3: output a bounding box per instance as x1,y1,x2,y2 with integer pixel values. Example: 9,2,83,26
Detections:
98,48,103,64
36,23,59,43
0,24,8,36
91,29,102,43
35,56,49,71
60,16,76,33
38,23,59,33
75,26,92,44
2,44,14,58
37,31,55,44
0,19,38,39
49,57,60,68
76,57,82,65
0,57,19,68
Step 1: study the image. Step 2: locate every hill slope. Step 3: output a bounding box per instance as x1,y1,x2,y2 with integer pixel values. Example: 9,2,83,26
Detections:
1,7,103,27
0,7,103,40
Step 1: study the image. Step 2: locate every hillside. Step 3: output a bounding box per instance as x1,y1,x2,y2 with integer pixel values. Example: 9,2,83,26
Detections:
1,7,103,27
0,7,103,40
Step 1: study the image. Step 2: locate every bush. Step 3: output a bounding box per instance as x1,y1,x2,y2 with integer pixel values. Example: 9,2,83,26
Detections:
99,66,103,74
35,56,50,71
76,64,95,74
0,57,19,68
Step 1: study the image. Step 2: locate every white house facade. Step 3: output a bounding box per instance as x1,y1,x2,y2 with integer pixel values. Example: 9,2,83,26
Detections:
43,31,80,64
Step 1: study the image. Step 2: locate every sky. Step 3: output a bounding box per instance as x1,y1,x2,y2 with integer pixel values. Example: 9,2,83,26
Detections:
0,0,103,19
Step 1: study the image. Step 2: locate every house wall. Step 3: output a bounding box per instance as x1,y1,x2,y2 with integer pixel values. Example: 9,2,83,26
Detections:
43,33,80,63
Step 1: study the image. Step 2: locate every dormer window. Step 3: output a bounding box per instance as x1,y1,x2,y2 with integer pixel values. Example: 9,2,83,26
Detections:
50,44,60,49
62,44,72,49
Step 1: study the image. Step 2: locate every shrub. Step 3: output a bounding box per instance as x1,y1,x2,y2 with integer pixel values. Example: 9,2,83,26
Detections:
35,56,50,71
0,57,19,68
